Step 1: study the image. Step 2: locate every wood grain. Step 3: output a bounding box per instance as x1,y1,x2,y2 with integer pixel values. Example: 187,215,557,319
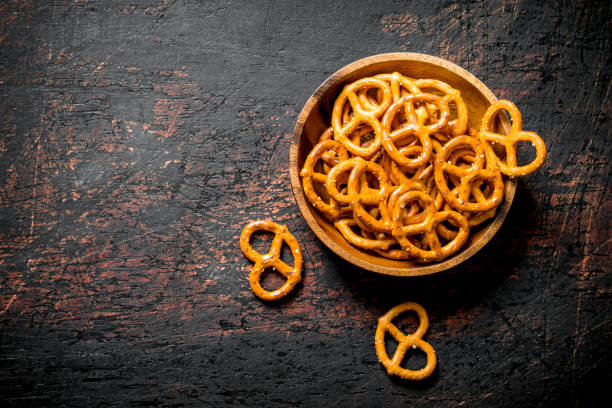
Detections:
0,1,610,407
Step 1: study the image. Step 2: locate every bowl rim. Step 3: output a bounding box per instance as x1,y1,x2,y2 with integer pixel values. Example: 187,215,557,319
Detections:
289,52,517,277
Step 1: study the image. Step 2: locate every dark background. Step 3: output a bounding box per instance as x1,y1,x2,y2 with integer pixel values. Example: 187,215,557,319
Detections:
1,0,610,407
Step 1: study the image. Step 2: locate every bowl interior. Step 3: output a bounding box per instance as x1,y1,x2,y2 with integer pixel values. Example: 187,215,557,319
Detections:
290,53,516,276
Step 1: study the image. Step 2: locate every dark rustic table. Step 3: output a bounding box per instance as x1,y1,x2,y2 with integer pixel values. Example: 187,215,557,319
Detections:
1,1,610,407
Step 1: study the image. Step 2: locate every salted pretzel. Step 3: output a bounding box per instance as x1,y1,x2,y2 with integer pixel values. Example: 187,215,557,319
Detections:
434,135,504,213
326,157,393,233
390,190,469,260
299,73,547,263
478,100,547,176
375,302,436,380
240,221,302,301
331,77,392,158
432,146,498,238
300,139,349,220
381,94,449,169
413,78,468,137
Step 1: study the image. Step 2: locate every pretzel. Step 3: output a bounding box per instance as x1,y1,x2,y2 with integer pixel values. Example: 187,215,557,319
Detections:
375,302,436,380
434,135,504,213
240,221,302,301
478,99,547,176
381,94,449,169
433,146,498,238
331,78,392,158
413,78,468,136
300,139,349,220
391,190,470,260
325,157,392,233
299,73,547,263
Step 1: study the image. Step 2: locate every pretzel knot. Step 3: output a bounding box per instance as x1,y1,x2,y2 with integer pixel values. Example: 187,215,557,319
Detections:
331,77,392,158
413,78,468,137
434,135,505,213
391,190,469,261
326,157,392,234
381,94,450,169
478,99,547,177
240,221,302,301
375,302,436,380
300,139,349,221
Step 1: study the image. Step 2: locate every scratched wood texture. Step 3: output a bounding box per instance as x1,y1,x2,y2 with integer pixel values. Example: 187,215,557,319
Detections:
0,0,610,407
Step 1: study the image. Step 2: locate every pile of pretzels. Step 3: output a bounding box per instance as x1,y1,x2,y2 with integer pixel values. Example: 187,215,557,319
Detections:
300,72,547,262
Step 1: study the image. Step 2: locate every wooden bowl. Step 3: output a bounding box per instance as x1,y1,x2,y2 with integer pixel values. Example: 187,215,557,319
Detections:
289,53,516,277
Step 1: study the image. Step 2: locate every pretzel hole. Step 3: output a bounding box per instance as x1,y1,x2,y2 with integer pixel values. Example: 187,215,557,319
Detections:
260,266,287,292
399,346,428,371
491,110,513,132
345,125,375,147
359,129,376,147
410,233,427,249
489,141,507,160
250,230,275,254
399,200,428,225
467,195,480,204
451,151,476,168
362,204,379,217
384,335,399,360
348,222,364,236
403,146,425,160
445,174,462,191
362,87,381,107
489,111,512,157
341,102,354,125
386,241,405,251
423,88,458,123
313,183,333,205
438,219,460,239
447,101,458,122
360,228,390,242
516,140,537,167
363,172,380,191
393,132,419,148
313,159,325,174
420,106,441,128
279,241,294,269
394,311,421,335
476,179,493,197
459,182,481,204
319,151,342,168
390,114,405,132
311,165,333,204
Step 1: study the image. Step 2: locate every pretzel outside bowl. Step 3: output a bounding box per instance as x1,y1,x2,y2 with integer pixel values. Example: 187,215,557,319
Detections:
478,99,547,177
375,302,437,380
240,221,303,301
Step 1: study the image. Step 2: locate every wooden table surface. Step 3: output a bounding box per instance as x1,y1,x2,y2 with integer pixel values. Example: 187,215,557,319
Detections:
1,1,610,407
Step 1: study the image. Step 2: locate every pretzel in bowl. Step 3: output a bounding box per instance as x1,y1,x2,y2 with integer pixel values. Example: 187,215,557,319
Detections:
299,72,547,263
240,221,302,301
375,302,437,380
331,77,391,158
390,190,470,261
300,139,349,221
433,135,504,213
